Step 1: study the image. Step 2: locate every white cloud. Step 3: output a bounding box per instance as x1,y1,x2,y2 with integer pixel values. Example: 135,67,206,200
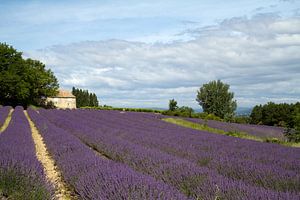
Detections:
26,15,300,108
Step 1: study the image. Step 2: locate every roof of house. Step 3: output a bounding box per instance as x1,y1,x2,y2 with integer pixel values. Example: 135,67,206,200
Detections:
54,90,76,98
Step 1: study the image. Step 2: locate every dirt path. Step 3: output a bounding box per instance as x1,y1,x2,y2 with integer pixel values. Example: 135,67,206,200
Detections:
0,109,13,133
24,111,74,200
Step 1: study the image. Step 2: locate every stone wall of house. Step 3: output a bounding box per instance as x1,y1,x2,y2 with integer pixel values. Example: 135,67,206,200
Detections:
47,97,76,109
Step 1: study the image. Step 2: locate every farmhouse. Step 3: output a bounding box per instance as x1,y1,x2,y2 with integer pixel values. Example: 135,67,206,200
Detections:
47,90,76,109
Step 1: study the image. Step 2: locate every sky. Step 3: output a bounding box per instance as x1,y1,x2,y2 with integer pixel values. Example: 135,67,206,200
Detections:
0,0,299,109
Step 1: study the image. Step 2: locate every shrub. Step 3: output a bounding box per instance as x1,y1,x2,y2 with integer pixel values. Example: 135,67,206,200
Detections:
162,106,194,118
284,128,300,143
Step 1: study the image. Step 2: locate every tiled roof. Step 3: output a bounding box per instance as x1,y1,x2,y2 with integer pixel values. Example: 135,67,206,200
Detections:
55,90,75,98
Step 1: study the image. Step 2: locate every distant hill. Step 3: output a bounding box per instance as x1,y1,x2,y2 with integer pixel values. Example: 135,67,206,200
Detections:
236,107,252,116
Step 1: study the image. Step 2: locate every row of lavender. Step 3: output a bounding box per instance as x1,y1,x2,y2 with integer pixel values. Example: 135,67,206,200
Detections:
0,107,52,199
98,110,299,188
39,109,300,199
66,110,300,184
184,117,285,139
27,108,188,199
0,106,11,128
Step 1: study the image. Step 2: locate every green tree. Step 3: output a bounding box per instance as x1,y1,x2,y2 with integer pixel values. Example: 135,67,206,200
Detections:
0,43,59,107
25,59,59,105
72,87,99,107
250,102,295,126
177,106,194,117
293,108,300,142
92,93,99,107
250,105,263,124
169,99,178,111
196,80,237,119
284,106,300,142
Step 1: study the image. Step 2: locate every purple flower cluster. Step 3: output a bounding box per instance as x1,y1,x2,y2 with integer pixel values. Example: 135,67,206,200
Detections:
28,108,187,200
0,106,52,199
186,118,285,139
38,109,300,199
0,106,11,128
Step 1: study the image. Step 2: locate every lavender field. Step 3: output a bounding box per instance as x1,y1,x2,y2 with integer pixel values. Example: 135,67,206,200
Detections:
0,106,300,200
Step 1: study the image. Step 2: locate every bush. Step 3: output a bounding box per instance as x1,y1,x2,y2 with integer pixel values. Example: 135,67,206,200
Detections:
264,138,284,144
162,106,194,118
231,115,251,124
284,128,300,143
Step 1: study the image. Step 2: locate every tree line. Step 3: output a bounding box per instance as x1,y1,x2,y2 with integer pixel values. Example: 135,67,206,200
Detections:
250,102,300,127
250,102,300,142
72,87,99,108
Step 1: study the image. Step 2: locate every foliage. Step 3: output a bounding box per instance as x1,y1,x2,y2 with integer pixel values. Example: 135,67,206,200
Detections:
250,102,300,143
72,87,99,108
0,43,59,107
192,112,250,125
250,102,295,126
165,100,196,118
264,138,284,144
163,99,195,117
284,106,300,143
177,106,194,117
202,113,222,121
169,99,178,111
231,115,251,124
293,108,300,142
250,102,300,130
196,80,237,119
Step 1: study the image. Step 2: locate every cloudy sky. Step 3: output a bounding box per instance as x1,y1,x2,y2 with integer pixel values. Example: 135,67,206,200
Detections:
1,0,299,109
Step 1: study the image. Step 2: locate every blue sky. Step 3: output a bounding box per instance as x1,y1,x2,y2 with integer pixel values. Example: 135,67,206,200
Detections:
1,0,300,108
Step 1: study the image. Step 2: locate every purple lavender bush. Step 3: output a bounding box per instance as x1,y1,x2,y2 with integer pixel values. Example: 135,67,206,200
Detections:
28,108,187,200
0,106,53,199
0,106,11,128
38,109,300,199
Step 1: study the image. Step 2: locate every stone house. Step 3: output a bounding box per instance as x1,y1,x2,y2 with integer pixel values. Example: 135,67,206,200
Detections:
47,90,76,109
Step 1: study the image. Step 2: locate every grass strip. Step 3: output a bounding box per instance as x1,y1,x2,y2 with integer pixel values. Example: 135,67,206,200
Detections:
162,118,265,142
163,118,300,147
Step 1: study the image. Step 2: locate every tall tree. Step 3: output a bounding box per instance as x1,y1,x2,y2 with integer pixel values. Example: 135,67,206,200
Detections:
196,80,237,119
292,107,300,142
169,99,178,111
250,105,263,124
25,59,59,105
72,87,99,107
92,93,99,107
0,43,59,107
